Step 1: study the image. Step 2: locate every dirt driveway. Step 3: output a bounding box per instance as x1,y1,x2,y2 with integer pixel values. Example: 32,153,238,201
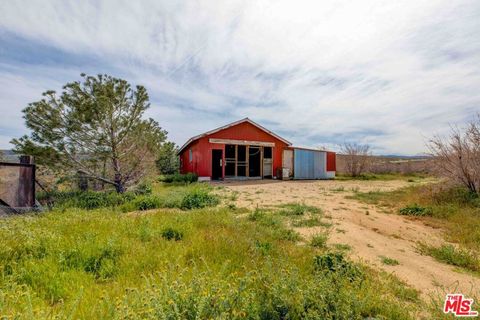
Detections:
217,179,480,298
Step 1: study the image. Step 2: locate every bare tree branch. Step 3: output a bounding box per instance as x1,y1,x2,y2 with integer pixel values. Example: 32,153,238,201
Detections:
428,114,480,194
339,142,371,177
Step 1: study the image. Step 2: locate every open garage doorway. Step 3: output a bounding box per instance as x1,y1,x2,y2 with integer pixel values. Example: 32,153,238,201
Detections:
225,145,248,178
223,144,271,180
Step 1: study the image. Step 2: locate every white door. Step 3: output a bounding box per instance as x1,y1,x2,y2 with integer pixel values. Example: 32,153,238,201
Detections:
282,149,293,178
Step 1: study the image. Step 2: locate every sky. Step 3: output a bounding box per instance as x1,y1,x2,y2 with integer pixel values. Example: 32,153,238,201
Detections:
0,0,479,155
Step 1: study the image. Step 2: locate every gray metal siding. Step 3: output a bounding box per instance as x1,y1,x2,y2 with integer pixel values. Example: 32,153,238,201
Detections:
294,149,312,179
294,149,327,179
313,151,327,179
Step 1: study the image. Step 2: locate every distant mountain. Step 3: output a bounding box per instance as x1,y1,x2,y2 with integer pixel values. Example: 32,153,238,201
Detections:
1,150,16,156
377,154,431,159
0,149,20,162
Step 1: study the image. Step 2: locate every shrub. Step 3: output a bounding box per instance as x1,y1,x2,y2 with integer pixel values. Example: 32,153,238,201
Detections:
183,173,199,183
160,175,174,183
77,192,106,209
105,191,136,206
83,246,122,279
339,142,371,177
333,243,352,252
254,240,272,255
161,173,198,184
248,208,266,221
278,203,321,216
276,228,301,242
380,256,400,266
314,252,364,282
180,187,219,209
292,217,323,227
418,243,479,272
133,182,152,195
60,242,123,279
138,220,154,242
428,115,480,194
431,186,479,206
248,209,283,231
38,190,136,210
399,204,432,216
36,190,74,203
161,227,183,241
310,233,328,248
132,195,162,211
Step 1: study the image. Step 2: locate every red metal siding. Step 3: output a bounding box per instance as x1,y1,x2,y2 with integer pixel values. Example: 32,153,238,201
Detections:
326,152,336,172
179,121,288,178
179,141,197,174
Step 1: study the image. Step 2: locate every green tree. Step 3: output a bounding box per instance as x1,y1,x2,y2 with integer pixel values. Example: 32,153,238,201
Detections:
12,74,167,192
156,142,179,175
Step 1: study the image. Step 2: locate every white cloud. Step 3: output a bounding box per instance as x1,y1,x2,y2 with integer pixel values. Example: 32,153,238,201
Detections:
0,0,479,154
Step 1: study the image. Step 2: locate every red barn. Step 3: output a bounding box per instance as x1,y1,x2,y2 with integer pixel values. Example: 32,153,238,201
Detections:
178,118,336,181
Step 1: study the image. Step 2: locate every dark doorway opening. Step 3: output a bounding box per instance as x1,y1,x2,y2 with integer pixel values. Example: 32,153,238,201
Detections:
212,149,223,180
237,145,247,177
248,147,261,177
225,145,235,177
263,146,272,178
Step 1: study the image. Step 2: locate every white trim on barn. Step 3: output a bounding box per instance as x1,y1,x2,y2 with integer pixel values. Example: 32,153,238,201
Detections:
209,138,275,147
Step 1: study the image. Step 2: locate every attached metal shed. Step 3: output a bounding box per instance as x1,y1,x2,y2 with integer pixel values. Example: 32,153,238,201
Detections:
283,147,336,180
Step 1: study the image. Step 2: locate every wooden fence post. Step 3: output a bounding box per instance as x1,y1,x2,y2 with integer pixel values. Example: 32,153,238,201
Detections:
18,155,35,208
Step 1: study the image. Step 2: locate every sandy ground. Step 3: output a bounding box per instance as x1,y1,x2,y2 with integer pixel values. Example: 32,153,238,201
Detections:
216,179,480,298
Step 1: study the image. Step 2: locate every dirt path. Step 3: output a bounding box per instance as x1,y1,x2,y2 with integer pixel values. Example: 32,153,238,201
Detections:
217,179,480,297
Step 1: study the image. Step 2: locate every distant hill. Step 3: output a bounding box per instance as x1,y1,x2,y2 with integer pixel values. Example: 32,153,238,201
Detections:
336,153,433,174
0,150,20,162
378,154,431,159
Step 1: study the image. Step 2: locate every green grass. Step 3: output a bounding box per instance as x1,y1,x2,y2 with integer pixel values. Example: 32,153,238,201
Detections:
380,256,400,266
1,181,435,319
274,203,330,229
399,204,432,217
291,217,327,228
277,203,322,216
247,208,302,242
335,172,429,181
383,273,420,303
417,243,480,273
310,232,329,248
158,172,198,183
0,206,422,319
39,183,219,212
332,243,352,252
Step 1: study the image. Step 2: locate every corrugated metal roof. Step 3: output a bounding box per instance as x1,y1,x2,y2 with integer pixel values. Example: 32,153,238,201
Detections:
288,146,332,152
